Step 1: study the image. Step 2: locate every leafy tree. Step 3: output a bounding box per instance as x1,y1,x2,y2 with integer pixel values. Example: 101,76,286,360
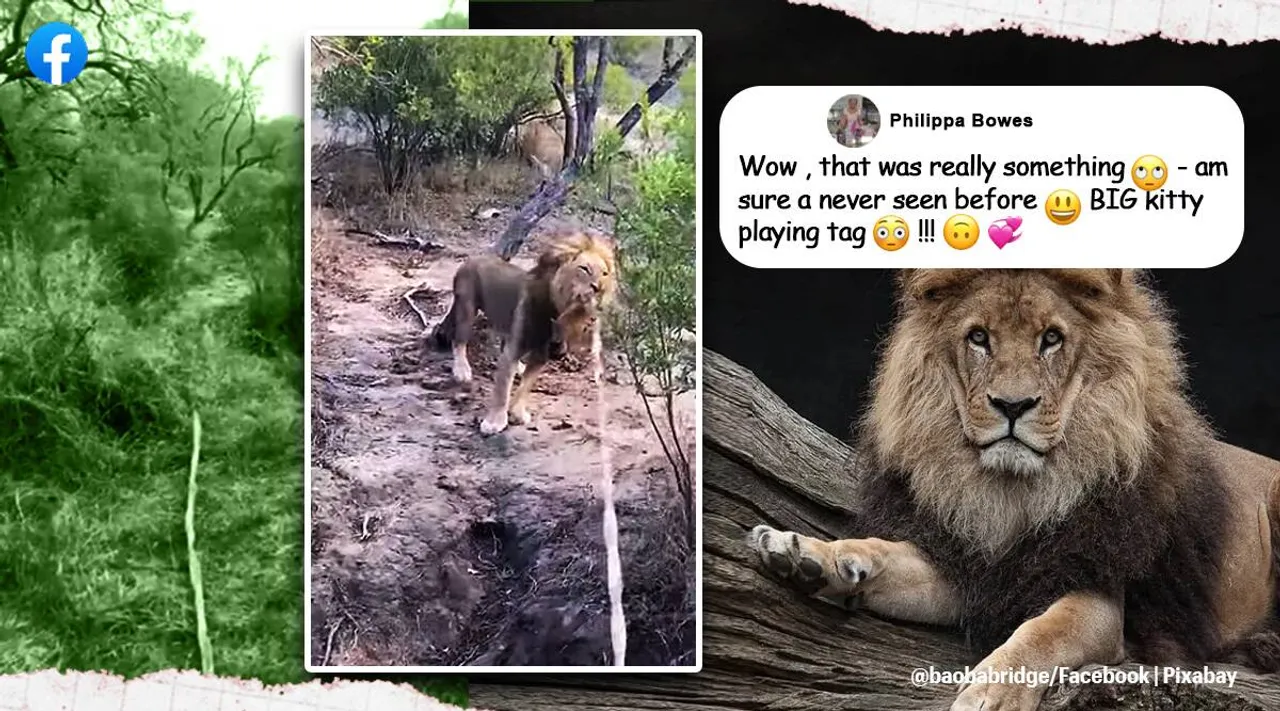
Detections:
603,93,697,548
423,0,468,29
0,0,310,686
554,38,699,546
313,35,550,194
0,0,196,180
597,63,640,113
492,35,696,259
146,56,284,232
447,36,556,156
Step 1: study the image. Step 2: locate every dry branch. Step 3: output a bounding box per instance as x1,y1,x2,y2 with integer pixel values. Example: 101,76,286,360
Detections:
491,35,694,260
401,285,433,331
344,228,442,252
470,348,1280,711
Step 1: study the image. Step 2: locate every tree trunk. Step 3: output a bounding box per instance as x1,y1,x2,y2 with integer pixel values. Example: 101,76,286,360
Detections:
615,38,696,140
492,36,604,261
490,35,690,261
469,349,1280,711
551,42,575,168
574,36,608,174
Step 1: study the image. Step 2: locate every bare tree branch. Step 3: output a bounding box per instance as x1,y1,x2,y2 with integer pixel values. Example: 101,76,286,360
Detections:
491,35,695,260
550,39,574,168
615,37,695,139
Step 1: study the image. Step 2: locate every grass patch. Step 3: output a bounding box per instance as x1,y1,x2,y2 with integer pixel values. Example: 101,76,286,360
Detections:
0,169,467,704
0,231,306,682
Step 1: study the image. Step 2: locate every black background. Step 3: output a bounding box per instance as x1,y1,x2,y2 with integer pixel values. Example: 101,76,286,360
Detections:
473,0,1280,460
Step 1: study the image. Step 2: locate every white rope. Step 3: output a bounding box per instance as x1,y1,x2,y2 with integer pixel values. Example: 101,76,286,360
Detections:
591,326,627,665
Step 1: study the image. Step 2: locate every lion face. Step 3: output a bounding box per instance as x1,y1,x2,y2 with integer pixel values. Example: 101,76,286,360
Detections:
535,232,617,354
546,235,617,320
950,281,1084,477
864,269,1195,552
552,251,614,313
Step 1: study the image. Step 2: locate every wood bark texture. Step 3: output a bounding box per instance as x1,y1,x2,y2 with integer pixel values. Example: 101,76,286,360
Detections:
471,349,1277,711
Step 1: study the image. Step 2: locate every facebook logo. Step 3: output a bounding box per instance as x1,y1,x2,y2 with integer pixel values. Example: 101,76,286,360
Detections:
25,22,88,86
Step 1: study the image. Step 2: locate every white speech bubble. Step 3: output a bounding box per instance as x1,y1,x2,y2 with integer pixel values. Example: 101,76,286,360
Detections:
720,86,1244,268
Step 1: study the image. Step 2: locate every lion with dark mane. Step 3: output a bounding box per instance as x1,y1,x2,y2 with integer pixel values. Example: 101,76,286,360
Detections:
430,232,616,435
748,269,1280,711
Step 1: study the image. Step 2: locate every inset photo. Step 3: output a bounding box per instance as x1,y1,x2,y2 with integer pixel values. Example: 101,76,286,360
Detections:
305,30,701,672
827,94,881,147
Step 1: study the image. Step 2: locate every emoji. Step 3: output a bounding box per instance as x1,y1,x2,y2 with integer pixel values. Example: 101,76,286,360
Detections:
1044,189,1081,225
872,215,909,251
987,217,1023,249
1131,155,1168,192
943,214,980,250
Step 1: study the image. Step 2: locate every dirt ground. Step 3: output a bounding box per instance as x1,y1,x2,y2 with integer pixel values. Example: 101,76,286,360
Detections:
307,177,697,668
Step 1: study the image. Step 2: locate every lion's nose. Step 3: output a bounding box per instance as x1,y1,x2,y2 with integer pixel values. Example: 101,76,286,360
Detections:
590,282,601,294
988,395,1040,422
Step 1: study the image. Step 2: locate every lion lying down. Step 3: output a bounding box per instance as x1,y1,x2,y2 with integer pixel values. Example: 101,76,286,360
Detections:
430,232,617,435
748,269,1280,711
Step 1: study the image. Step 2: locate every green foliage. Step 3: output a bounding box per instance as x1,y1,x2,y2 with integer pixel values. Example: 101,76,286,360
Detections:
610,36,663,65
0,0,461,702
601,63,641,112
677,63,697,106
213,130,305,367
448,37,555,138
314,35,552,193
423,0,468,29
598,62,698,544
423,13,468,29
611,150,697,394
145,57,285,230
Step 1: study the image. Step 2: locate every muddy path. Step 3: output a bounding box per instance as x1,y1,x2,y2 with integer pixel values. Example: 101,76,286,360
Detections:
308,204,697,668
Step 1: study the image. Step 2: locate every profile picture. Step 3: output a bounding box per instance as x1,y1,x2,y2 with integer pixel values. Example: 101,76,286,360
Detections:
826,94,881,148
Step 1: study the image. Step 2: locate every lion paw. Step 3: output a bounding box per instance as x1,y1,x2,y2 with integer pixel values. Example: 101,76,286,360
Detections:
509,405,532,426
452,360,473,383
950,681,1041,711
747,525,870,605
479,411,509,435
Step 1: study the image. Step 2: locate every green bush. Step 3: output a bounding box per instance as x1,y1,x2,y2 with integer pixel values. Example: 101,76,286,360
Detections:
0,6,305,683
602,94,697,546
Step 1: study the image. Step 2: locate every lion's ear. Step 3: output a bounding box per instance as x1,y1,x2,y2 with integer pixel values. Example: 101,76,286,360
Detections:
897,269,977,303
1051,269,1129,300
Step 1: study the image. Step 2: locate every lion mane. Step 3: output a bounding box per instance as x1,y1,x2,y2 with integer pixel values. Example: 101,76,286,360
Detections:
430,231,616,357
531,230,618,348
848,269,1280,669
430,231,617,435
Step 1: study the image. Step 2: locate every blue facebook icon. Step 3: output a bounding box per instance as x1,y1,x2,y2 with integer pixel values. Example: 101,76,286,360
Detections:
25,22,88,86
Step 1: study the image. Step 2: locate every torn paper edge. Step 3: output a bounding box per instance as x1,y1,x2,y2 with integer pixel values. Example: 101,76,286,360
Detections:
0,668,482,710
788,0,1278,46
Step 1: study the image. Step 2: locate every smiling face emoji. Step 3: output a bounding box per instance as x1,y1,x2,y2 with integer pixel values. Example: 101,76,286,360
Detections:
873,215,909,251
1131,155,1168,192
1044,189,1081,226
943,214,979,250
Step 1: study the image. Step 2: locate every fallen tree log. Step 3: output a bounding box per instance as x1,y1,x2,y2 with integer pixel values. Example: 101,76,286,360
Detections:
470,348,1279,710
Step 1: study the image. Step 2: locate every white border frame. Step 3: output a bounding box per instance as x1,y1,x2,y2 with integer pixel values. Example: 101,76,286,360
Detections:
303,28,704,675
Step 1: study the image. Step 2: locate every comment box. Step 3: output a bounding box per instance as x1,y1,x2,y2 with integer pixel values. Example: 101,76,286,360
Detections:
720,86,1244,268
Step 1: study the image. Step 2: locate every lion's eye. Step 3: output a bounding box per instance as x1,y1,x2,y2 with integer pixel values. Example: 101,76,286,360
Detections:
578,264,592,275
967,327,989,349
1041,328,1064,352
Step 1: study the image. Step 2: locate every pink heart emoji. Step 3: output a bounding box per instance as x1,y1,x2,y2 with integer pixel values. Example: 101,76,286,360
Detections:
988,217,1023,249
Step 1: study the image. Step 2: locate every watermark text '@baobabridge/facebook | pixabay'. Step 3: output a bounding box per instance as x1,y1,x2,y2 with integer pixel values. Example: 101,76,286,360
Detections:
911,665,1239,690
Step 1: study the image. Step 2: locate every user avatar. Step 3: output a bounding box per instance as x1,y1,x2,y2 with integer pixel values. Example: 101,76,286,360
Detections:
826,94,881,148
